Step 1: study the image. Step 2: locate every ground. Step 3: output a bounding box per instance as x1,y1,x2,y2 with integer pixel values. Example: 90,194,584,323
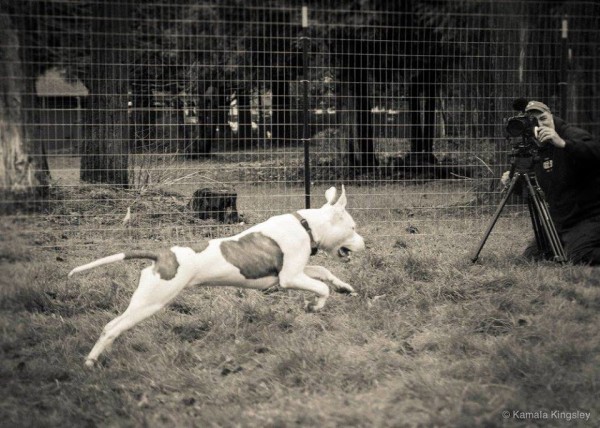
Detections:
0,154,598,427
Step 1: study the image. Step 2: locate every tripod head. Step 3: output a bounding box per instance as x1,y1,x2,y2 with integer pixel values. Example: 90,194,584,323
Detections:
506,135,542,175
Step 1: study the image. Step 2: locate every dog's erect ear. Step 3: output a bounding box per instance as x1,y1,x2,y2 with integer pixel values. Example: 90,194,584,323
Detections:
325,186,337,205
334,185,347,208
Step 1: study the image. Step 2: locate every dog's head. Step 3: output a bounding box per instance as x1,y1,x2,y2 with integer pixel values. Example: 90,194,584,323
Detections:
313,185,365,260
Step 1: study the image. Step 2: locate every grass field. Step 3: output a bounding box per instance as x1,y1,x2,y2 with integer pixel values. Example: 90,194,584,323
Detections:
1,169,599,427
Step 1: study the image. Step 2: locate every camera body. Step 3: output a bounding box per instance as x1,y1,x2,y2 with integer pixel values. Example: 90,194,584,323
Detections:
506,113,540,156
506,114,539,139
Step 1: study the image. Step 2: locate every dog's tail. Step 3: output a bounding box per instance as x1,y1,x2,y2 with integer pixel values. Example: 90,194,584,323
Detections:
68,251,159,277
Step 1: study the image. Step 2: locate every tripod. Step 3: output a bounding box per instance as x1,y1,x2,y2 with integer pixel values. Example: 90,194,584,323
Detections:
471,150,567,263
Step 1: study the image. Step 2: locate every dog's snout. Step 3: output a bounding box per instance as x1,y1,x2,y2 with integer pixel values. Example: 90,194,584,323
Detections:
358,236,366,251
351,233,366,252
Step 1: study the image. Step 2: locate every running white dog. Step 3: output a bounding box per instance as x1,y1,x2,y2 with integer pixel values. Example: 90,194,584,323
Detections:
69,186,365,367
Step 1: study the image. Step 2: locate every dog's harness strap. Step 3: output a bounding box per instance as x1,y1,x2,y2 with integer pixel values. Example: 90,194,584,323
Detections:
293,212,319,256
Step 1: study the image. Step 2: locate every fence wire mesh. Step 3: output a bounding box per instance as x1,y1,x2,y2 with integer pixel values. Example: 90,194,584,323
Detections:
1,0,599,249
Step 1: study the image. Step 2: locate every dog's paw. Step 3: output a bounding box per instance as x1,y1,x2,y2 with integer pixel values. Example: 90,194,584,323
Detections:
334,282,355,295
304,298,325,312
84,359,97,369
305,303,318,313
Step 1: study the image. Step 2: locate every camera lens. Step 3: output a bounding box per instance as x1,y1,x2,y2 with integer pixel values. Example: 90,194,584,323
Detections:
506,117,526,137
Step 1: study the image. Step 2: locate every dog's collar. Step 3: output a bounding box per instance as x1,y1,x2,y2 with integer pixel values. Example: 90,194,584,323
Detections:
293,212,319,256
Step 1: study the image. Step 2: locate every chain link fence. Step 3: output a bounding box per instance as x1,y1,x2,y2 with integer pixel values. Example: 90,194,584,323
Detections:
1,0,599,247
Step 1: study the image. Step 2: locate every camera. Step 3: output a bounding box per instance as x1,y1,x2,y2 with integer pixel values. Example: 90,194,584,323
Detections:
506,114,539,139
505,99,541,155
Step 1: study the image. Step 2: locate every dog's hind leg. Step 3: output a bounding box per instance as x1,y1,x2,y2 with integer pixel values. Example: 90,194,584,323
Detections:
303,265,356,295
279,273,330,312
85,303,164,367
84,267,182,367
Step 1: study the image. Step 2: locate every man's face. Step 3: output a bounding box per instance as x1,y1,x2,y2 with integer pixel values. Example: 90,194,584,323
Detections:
529,110,555,130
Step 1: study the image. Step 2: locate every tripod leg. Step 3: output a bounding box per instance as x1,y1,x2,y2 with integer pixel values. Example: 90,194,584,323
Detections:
471,175,521,262
536,195,567,261
523,174,567,262
527,196,550,255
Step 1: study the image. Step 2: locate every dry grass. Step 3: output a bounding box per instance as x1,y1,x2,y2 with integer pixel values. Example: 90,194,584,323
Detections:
1,184,599,427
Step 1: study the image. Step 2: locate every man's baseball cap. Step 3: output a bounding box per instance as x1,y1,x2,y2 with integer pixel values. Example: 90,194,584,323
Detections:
525,100,551,114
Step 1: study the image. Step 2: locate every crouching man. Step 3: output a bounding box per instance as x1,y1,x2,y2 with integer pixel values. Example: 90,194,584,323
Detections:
501,100,600,265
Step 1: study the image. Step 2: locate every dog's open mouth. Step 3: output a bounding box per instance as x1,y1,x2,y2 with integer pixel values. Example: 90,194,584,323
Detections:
337,246,351,259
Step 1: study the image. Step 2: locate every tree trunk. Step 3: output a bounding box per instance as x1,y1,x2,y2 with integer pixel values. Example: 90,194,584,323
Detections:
408,72,437,165
0,13,50,200
270,79,293,145
488,3,526,168
354,78,379,169
80,2,130,187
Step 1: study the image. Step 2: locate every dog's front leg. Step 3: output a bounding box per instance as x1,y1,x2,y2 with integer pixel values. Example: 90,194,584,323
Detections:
304,265,356,295
280,273,330,312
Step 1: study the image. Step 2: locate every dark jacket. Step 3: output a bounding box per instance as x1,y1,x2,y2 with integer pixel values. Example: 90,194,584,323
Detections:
534,117,600,232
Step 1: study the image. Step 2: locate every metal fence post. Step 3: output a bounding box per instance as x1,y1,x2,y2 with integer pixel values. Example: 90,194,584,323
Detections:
300,5,311,208
559,15,569,120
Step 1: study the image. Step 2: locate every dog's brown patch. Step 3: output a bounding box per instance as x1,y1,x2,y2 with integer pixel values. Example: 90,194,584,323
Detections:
152,250,179,281
220,233,283,279
122,250,179,281
193,241,209,254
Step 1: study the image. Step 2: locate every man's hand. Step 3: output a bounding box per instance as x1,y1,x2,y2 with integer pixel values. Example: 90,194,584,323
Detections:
535,126,566,148
500,170,510,187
